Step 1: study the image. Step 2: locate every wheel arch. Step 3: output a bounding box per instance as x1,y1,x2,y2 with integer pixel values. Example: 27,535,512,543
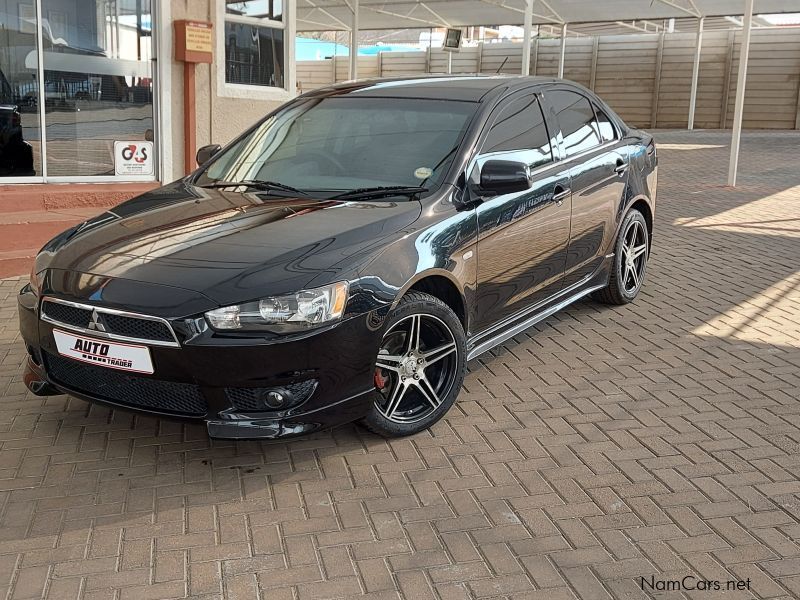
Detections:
615,193,654,248
392,270,468,333
630,197,653,238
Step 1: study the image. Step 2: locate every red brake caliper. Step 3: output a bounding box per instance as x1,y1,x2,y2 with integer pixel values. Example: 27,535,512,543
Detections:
374,368,387,390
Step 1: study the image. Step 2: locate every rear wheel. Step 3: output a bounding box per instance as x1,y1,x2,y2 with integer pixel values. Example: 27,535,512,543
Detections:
362,291,466,437
593,209,649,305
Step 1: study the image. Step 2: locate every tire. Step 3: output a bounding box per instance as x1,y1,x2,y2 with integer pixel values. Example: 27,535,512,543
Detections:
361,291,466,437
593,208,650,305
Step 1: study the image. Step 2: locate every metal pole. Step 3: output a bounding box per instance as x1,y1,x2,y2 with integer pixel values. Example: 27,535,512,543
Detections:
558,23,567,78
183,62,197,175
447,51,452,74
114,0,121,59
349,0,359,79
34,0,47,178
183,62,196,175
521,0,533,75
727,0,753,187
427,27,432,73
688,16,704,129
136,0,142,61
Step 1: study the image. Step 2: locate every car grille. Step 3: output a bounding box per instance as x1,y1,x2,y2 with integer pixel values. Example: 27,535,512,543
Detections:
41,299,176,344
45,353,207,416
226,380,317,411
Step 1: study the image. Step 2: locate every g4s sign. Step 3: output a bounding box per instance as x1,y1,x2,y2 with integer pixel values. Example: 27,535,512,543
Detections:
114,141,154,176
122,144,148,163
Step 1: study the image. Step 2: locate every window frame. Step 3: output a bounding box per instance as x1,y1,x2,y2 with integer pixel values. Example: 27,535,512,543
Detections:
216,0,296,102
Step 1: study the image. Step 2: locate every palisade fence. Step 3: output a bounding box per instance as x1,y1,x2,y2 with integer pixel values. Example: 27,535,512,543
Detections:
297,27,800,130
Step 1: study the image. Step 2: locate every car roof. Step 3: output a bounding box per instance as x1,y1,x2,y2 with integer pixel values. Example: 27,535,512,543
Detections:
301,74,561,103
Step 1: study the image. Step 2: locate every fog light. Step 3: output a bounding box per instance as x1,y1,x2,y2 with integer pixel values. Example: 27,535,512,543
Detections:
225,379,318,412
265,390,287,408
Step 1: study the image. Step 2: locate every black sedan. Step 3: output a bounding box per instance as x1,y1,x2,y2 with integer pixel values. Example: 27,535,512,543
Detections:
19,76,657,439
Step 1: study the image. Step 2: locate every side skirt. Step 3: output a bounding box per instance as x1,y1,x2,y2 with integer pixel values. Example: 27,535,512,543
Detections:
466,281,606,362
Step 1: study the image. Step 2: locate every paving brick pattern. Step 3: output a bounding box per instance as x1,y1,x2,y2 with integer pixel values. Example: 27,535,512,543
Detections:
0,130,799,599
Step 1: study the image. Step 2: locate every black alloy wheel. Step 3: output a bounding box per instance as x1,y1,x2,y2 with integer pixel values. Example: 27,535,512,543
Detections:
620,217,648,295
362,291,466,436
593,209,650,305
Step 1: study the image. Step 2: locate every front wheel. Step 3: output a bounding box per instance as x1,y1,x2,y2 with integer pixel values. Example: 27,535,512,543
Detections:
362,291,466,437
593,209,650,305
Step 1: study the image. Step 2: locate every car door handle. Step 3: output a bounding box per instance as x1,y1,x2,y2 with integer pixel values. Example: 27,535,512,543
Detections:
614,160,629,175
552,186,571,205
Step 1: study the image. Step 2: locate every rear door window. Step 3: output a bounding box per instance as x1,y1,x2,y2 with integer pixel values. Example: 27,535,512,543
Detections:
548,90,602,156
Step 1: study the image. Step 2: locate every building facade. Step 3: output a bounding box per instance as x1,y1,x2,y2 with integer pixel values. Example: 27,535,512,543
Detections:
0,0,295,208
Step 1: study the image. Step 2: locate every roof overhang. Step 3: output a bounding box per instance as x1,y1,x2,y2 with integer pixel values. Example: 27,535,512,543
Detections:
297,0,800,31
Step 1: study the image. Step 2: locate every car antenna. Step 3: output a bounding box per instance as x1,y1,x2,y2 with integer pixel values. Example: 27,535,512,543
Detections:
496,57,508,73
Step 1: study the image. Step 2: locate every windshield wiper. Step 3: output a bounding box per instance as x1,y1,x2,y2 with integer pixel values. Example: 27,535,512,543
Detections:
200,179,311,197
329,186,428,201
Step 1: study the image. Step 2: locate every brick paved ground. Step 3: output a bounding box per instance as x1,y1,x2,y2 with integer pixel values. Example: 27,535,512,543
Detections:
0,130,798,599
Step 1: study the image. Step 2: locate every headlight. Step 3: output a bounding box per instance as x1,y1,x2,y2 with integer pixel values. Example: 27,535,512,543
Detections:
205,281,349,332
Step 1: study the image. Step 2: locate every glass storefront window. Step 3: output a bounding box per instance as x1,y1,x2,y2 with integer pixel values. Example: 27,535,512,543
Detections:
0,1,42,177
0,0,155,180
42,0,154,177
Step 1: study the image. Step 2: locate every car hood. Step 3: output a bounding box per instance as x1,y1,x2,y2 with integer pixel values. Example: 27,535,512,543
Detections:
39,181,422,306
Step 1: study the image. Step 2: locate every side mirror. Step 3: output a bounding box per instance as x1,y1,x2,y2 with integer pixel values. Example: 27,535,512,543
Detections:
196,144,221,166
479,160,531,195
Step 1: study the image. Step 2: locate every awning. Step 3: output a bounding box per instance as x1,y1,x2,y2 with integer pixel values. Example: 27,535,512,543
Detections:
296,0,800,30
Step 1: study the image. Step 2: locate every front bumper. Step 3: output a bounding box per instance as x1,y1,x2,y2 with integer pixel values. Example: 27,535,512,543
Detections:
19,284,386,439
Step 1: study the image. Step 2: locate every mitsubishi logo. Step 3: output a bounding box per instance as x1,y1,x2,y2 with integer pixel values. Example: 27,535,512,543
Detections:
87,309,106,332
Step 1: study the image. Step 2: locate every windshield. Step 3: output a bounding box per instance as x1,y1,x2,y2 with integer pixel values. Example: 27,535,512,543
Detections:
197,97,477,197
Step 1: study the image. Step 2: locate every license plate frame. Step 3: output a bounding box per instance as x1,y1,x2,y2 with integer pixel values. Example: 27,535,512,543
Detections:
52,329,154,374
